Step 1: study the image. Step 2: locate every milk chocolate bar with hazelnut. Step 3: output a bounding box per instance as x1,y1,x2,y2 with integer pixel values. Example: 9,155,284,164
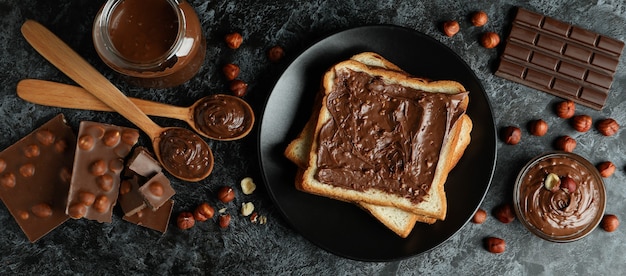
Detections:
0,114,76,242
123,199,174,233
495,7,624,110
65,121,139,223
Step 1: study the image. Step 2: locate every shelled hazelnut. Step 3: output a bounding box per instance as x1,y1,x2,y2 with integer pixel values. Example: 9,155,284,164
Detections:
601,214,619,232
555,100,576,119
222,63,240,81
528,119,548,136
442,20,460,37
597,161,616,178
217,186,235,203
571,115,592,132
597,118,619,136
219,213,231,228
484,237,506,254
268,45,284,62
225,32,243,49
494,203,515,223
471,11,488,27
194,202,215,222
555,136,576,152
230,80,248,97
501,126,521,145
480,32,500,48
177,212,195,230
472,208,487,224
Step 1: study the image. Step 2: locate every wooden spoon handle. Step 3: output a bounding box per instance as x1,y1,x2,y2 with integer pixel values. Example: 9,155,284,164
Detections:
17,79,191,121
20,20,162,138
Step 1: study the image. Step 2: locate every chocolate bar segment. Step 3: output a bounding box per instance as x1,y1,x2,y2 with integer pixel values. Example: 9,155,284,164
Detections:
495,7,624,110
66,121,139,223
138,171,175,210
0,114,76,242
123,199,174,233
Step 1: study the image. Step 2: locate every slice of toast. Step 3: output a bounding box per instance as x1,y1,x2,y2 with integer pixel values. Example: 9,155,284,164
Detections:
285,53,436,237
300,56,472,221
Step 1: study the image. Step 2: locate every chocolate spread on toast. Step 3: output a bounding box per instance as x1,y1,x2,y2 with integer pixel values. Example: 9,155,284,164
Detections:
315,69,467,203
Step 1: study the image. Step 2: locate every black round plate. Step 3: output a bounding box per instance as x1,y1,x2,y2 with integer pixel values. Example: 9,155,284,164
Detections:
258,25,496,262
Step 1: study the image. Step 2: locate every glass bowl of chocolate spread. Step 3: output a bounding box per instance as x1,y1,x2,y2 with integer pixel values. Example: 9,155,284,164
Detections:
513,151,606,242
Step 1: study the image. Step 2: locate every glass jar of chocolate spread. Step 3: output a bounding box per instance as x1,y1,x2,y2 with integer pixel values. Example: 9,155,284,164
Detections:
93,0,205,88
513,152,606,242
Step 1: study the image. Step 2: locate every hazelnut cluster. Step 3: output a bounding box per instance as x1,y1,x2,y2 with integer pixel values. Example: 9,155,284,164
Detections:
501,100,620,176
223,33,285,97
441,10,500,49
176,177,266,230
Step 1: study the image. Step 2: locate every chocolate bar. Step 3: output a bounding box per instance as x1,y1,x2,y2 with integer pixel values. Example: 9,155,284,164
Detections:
65,121,139,223
123,199,174,233
0,114,76,242
495,7,624,110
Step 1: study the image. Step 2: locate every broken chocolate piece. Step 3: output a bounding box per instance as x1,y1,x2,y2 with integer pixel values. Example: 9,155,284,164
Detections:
66,121,139,223
123,199,174,233
0,114,76,242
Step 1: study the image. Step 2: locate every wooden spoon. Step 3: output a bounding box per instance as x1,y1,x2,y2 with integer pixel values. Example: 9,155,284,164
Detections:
16,79,255,141
20,20,213,182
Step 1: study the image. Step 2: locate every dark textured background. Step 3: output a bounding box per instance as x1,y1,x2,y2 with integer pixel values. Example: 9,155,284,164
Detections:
1,0,626,274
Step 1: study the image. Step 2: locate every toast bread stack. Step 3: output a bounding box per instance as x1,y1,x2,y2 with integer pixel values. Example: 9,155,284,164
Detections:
284,52,472,237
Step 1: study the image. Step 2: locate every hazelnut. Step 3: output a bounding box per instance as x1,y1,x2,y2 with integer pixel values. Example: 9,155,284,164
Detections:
560,176,577,193
24,144,40,158
241,202,255,216
442,20,460,37
597,118,619,136
119,179,132,195
78,135,95,151
222,63,240,81
230,80,248,97
601,214,619,232
19,163,35,178
268,45,284,62
543,173,561,192
90,160,107,176
93,195,110,213
67,203,87,219
218,186,235,203
472,208,487,224
225,32,243,49
31,203,52,218
480,32,500,48
193,202,215,222
102,130,121,147
78,191,96,206
54,140,68,153
18,210,29,220
240,177,256,195
219,213,231,228
597,161,616,178
493,203,515,223
121,130,140,146
0,159,6,173
555,136,576,152
555,100,576,119
571,115,593,132
1,173,16,188
148,182,164,197
528,119,548,136
96,174,114,192
484,237,506,254
501,126,521,145
36,130,55,146
471,11,488,27
177,212,195,230
250,212,259,223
